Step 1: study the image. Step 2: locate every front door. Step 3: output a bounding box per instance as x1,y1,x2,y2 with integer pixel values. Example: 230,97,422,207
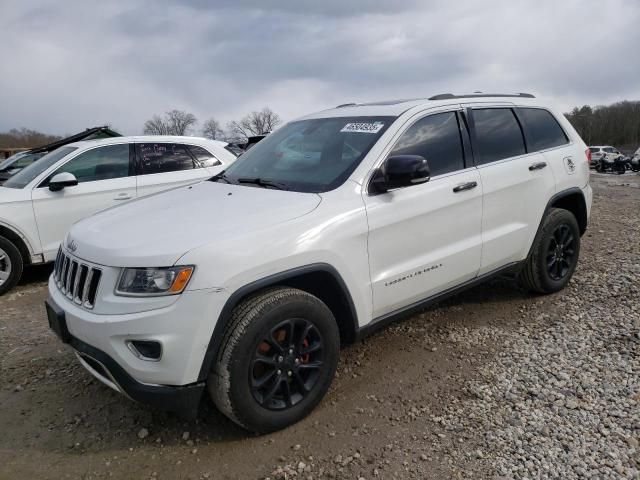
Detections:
364,110,483,319
31,143,136,261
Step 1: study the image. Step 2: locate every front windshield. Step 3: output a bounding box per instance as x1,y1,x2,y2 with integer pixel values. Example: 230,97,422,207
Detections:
0,152,27,169
3,147,78,189
218,116,395,193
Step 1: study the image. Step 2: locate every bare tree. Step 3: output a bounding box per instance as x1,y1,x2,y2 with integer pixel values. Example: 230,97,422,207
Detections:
226,107,281,141
143,110,198,136
201,118,224,140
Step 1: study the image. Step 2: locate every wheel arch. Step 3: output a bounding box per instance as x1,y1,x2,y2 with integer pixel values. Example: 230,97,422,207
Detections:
0,223,32,265
197,263,359,381
547,187,588,235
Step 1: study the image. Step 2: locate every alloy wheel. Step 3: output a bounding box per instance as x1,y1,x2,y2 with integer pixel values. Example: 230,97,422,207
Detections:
546,224,576,280
250,318,324,410
0,247,12,286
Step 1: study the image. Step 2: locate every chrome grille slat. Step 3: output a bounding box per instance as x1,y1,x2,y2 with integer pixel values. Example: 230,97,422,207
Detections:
53,248,101,310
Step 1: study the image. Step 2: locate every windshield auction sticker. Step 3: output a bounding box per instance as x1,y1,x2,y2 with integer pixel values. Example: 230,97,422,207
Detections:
340,122,385,134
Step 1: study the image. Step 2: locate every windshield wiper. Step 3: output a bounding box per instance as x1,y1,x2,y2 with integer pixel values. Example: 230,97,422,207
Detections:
210,171,234,184
237,177,289,190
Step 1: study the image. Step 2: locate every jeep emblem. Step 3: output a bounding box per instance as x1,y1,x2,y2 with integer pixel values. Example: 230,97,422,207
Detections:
67,239,78,253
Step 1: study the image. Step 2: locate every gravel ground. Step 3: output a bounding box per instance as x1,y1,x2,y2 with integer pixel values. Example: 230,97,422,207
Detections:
0,172,638,479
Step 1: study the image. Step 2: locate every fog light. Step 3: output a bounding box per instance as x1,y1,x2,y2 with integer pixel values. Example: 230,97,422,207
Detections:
126,340,162,361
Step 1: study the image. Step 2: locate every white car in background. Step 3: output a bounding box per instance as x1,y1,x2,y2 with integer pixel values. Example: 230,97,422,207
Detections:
0,136,236,294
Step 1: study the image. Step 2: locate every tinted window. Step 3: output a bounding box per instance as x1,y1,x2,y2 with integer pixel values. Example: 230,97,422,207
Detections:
138,143,195,174
517,108,568,151
188,145,220,167
589,147,600,153
4,147,78,189
603,147,614,153
390,112,464,176
473,109,526,164
50,144,130,184
221,116,394,193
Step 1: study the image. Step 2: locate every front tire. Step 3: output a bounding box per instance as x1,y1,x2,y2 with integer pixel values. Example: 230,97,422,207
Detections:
519,208,581,294
208,287,340,433
0,236,23,296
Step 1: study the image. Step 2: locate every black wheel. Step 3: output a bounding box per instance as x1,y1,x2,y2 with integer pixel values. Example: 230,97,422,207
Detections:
208,287,339,433
0,236,23,296
519,208,580,294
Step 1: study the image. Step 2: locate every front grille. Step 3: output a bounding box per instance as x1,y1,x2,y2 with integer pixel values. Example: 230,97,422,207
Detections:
53,249,102,309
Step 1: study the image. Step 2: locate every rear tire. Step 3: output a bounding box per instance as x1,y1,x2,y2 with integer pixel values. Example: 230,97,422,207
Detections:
519,208,580,294
208,287,340,433
0,236,23,296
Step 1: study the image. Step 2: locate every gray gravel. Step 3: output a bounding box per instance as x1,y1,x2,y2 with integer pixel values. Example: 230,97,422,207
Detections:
434,176,640,479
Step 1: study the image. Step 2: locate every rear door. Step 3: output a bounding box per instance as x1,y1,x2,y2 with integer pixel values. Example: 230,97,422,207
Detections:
134,142,216,197
31,143,136,260
467,106,556,275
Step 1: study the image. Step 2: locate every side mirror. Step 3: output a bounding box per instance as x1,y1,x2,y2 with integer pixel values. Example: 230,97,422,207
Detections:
49,172,78,192
370,155,430,194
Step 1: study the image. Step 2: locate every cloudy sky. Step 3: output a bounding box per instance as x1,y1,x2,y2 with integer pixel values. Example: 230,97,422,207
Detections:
2,0,639,136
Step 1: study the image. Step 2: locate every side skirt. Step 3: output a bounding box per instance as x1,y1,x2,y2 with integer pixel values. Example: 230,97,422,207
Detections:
355,261,523,341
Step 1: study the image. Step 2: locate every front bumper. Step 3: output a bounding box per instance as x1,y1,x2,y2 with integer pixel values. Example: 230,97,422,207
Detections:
45,295,206,416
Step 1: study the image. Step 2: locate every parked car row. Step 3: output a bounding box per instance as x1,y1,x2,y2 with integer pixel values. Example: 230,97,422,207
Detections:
0,126,122,185
38,93,592,433
0,136,236,294
588,145,640,174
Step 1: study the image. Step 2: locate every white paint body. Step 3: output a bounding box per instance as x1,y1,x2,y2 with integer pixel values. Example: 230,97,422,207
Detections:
50,97,592,387
0,136,236,264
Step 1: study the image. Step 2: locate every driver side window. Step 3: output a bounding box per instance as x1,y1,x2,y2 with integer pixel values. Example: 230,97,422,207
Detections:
390,112,465,177
50,144,131,184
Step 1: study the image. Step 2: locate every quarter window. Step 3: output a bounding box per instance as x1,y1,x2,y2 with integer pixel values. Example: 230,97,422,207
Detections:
187,145,220,167
517,108,568,151
51,144,131,183
390,112,465,177
138,143,196,174
473,109,526,164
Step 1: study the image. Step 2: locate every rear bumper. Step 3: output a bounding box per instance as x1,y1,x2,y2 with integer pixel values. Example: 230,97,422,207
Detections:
46,295,205,417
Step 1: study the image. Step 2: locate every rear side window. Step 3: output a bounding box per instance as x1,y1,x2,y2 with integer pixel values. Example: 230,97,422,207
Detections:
390,111,465,176
138,143,196,174
472,109,526,164
517,108,568,151
187,145,220,167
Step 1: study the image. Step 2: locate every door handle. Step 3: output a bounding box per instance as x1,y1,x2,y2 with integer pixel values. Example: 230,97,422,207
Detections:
452,181,478,193
528,162,547,171
114,195,132,201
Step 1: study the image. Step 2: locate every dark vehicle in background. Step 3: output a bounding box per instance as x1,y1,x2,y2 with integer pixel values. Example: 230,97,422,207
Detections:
631,148,640,172
0,126,120,184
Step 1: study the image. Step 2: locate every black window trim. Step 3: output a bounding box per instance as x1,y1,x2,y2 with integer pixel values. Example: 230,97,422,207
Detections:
512,106,570,154
37,142,135,188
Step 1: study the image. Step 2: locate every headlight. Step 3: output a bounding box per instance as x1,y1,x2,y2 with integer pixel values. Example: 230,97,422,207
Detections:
116,266,194,296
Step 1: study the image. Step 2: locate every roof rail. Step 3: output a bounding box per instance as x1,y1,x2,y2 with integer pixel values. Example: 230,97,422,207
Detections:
428,93,535,100
335,103,357,108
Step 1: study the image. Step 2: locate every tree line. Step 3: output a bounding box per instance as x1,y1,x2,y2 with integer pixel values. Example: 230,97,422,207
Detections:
0,128,61,149
5,100,640,151
565,101,640,150
142,107,281,143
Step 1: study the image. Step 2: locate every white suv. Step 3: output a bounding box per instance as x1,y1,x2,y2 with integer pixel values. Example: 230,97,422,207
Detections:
46,94,592,433
0,136,236,294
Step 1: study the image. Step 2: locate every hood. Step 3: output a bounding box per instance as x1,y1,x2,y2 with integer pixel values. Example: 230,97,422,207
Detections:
67,181,322,267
